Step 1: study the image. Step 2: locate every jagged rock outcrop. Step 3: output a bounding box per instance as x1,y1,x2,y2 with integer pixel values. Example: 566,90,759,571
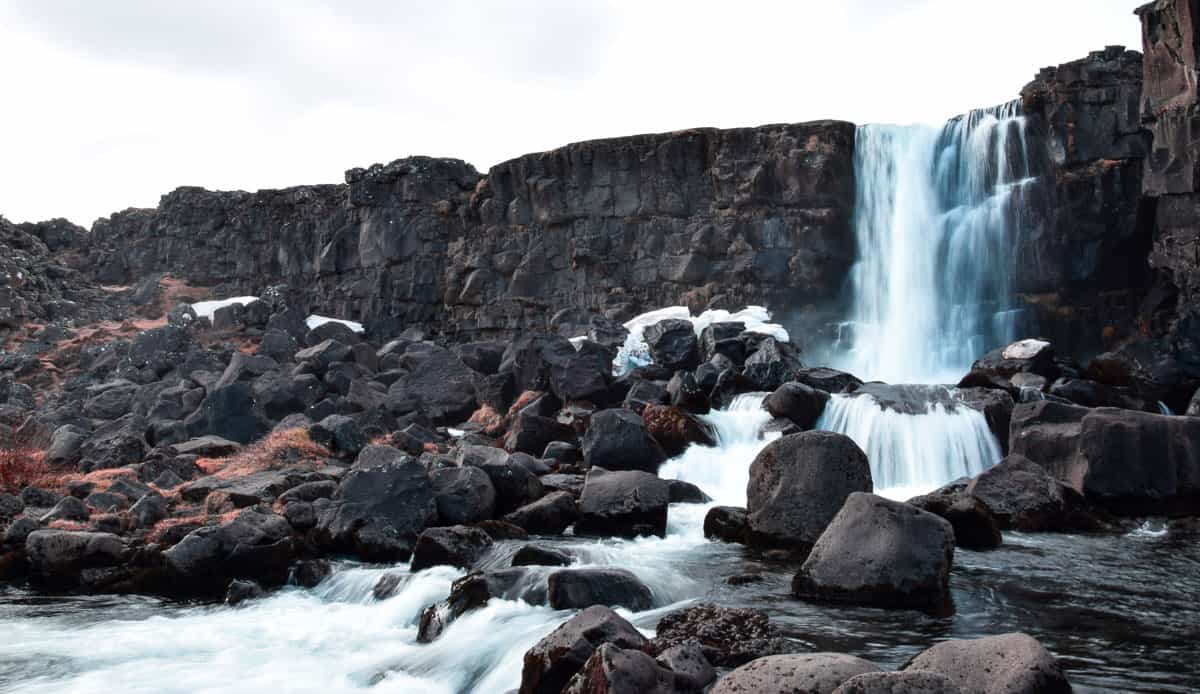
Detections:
80,124,857,341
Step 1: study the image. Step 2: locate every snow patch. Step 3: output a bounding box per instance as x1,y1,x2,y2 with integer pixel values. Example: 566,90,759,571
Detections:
306,315,364,334
610,305,788,376
191,296,259,321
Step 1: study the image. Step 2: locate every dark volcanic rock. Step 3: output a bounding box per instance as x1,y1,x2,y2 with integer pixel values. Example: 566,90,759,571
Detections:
316,454,436,561
512,544,572,567
640,404,715,457
410,525,494,572
793,493,955,609
765,381,830,430
430,465,496,525
703,506,749,544
966,455,1105,532
504,491,579,535
25,530,127,585
711,654,882,694
386,346,478,425
547,568,653,611
562,643,677,694
832,672,962,694
164,510,295,592
903,632,1071,694
652,603,787,668
582,408,668,473
520,605,651,694
746,431,872,551
575,467,669,538
644,319,701,372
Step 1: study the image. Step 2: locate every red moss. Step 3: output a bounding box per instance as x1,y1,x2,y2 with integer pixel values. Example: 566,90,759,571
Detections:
0,448,56,493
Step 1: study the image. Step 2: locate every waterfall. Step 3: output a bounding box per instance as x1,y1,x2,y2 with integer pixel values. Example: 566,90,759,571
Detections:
835,101,1037,384
815,388,1002,500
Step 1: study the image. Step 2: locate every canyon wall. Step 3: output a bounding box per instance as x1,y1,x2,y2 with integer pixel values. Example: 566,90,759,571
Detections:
84,123,856,341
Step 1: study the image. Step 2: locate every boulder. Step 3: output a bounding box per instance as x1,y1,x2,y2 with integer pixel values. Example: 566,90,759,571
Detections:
79,414,148,471
471,455,545,515
294,339,352,371
651,603,787,667
575,467,669,538
792,367,863,394
765,382,830,430
956,387,1015,454
563,643,677,694
1007,400,1088,475
430,465,497,525
700,322,748,363
903,632,1071,694
548,568,654,611
640,404,715,456
746,432,872,551
410,525,494,572
666,479,710,504
644,319,701,372
656,642,717,691
316,455,436,561
519,605,651,694
742,337,805,391
504,491,579,534
416,571,495,643
667,371,710,414
832,672,962,694
164,510,296,591
970,339,1057,381
385,347,478,425
711,654,882,694
940,496,1002,550
703,506,749,544
184,383,267,445
793,493,955,609
512,544,572,567
583,408,668,473
25,530,126,584
967,455,1105,532
225,579,266,606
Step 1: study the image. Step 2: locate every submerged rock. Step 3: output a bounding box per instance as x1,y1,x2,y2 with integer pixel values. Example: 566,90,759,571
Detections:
547,568,653,611
902,632,1071,694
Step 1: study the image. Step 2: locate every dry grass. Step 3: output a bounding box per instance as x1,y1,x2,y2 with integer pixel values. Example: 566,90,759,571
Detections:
0,448,56,493
46,520,89,531
146,509,239,544
196,428,331,480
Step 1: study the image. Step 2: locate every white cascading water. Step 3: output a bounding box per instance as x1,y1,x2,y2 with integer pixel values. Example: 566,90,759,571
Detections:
0,397,776,694
835,101,1036,385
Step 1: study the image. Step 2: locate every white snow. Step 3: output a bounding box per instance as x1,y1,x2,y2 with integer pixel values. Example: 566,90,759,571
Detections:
609,305,789,375
306,314,365,334
191,296,259,321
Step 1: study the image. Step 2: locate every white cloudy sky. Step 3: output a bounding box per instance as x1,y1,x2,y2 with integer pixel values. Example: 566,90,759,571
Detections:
0,0,1143,226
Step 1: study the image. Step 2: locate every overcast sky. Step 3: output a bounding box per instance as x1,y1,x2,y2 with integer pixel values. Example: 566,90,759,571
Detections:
0,0,1143,226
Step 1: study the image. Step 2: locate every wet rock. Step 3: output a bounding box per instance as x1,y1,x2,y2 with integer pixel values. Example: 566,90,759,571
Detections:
903,632,1071,694
512,544,572,567
765,382,830,430
316,455,436,561
793,493,955,609
575,467,669,538
582,408,667,473
967,455,1105,532
940,496,1002,550
417,571,494,643
971,339,1058,381
656,642,717,691
640,404,715,457
1007,400,1088,475
430,465,496,525
225,579,266,606
666,479,710,504
742,337,805,391
548,567,653,611
703,506,749,544
644,319,701,372
652,603,787,667
700,322,748,363
746,431,872,551
668,371,710,415
410,525,494,572
164,510,296,591
955,387,1015,454
563,643,677,694
504,491,579,535
25,530,127,585
711,653,882,694
832,671,962,694
792,367,863,394
519,605,651,694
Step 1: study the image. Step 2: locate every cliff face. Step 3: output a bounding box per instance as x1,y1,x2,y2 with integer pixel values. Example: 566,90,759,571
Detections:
85,123,857,341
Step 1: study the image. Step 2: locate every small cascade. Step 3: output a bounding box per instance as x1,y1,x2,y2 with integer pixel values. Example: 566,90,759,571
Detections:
816,387,1002,499
837,101,1040,384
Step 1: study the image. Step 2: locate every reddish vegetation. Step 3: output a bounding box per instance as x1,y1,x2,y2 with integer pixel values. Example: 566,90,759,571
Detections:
0,448,53,493
468,404,504,436
196,428,331,480
46,520,89,532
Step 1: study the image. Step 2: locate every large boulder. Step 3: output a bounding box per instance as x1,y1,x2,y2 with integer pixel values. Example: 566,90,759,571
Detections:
969,339,1058,381
651,604,787,667
316,454,436,561
792,493,955,609
967,455,1105,532
833,672,962,694
504,491,579,535
164,510,296,591
644,319,701,372
956,387,1015,454
25,530,127,584
746,432,872,551
640,404,715,456
742,337,805,391
1008,400,1087,470
410,525,494,572
582,408,668,473
765,382,830,430
430,465,496,525
1071,408,1200,516
385,346,478,425
470,454,545,515
562,643,677,694
903,632,1071,694
548,568,653,611
184,383,267,445
711,654,882,694
575,467,670,538
520,605,651,694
